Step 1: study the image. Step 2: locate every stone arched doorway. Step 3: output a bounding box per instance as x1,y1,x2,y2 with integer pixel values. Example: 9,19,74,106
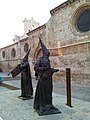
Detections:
33,48,43,64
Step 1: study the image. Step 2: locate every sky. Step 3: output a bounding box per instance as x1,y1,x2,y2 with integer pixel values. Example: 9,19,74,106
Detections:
0,0,66,48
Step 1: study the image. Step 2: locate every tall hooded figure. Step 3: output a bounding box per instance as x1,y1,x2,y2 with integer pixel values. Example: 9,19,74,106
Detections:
18,48,33,100
33,37,61,115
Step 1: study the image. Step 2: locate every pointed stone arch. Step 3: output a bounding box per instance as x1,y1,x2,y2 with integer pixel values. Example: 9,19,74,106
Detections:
32,41,43,64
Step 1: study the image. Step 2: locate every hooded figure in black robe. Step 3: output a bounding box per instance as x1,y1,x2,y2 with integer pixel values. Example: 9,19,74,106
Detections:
18,48,33,100
34,37,61,115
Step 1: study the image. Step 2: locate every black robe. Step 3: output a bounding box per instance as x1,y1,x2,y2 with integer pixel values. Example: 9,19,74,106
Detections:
21,61,33,97
34,56,59,114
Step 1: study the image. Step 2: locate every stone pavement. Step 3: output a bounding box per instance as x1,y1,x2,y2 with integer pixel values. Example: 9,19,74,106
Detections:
0,72,90,120
0,89,90,120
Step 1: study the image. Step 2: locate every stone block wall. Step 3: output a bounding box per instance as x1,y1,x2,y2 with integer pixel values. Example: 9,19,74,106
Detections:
0,0,90,85
49,41,90,85
46,0,90,48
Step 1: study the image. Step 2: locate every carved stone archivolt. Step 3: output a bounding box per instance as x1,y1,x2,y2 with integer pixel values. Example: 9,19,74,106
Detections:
32,41,43,64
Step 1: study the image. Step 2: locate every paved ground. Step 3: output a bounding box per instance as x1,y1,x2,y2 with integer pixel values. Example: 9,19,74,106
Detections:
53,81,90,102
0,72,90,120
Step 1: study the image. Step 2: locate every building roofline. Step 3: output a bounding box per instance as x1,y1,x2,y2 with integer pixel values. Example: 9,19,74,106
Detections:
19,37,28,43
50,0,78,16
0,42,19,50
26,24,46,36
0,37,28,50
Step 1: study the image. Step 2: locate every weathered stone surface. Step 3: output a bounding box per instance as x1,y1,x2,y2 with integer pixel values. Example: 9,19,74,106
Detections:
0,0,90,84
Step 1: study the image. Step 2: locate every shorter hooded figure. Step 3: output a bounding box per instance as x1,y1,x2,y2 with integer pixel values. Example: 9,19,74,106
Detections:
18,48,33,100
33,37,61,115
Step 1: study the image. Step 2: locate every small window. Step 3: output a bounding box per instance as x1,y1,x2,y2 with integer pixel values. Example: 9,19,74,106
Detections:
2,51,5,58
32,36,34,40
32,25,34,27
11,48,16,57
24,43,29,52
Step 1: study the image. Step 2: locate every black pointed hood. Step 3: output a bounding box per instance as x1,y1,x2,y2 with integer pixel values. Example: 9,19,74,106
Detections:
39,37,49,56
23,48,30,62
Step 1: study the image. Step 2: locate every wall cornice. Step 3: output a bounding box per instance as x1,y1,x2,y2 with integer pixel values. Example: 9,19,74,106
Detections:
50,0,79,16
26,24,46,36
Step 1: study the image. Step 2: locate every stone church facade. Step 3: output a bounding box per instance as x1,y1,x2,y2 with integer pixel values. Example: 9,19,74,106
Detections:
0,0,90,84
